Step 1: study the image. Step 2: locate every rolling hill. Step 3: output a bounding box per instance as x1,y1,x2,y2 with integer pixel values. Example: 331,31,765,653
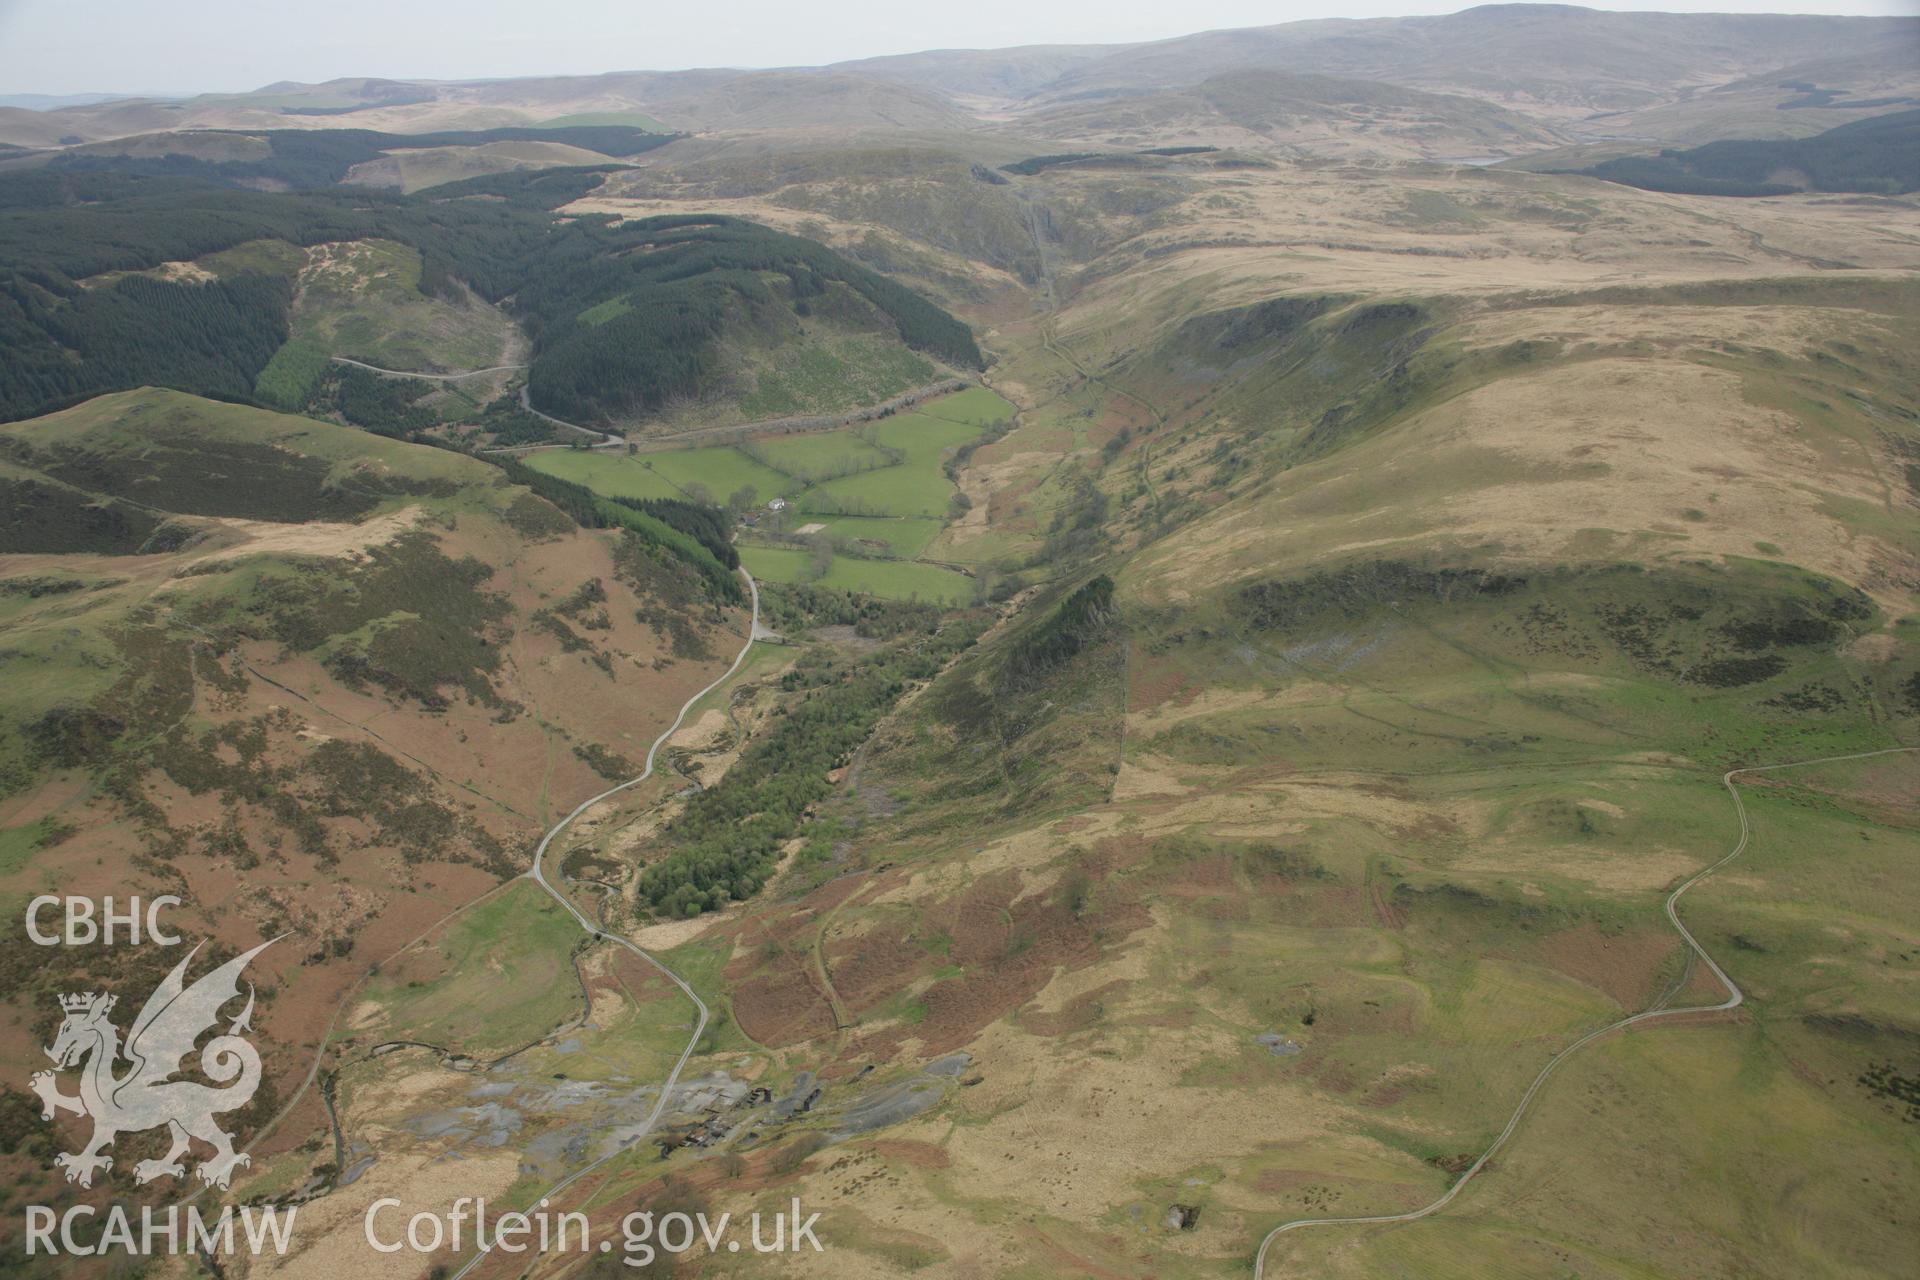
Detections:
1019,68,1568,161
4,122,676,190
1006,5,1920,116
6,6,1914,158
0,386,749,1212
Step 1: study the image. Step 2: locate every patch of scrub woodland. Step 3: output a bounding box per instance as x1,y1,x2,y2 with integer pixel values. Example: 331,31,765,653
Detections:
625,609,990,920
863,575,1127,842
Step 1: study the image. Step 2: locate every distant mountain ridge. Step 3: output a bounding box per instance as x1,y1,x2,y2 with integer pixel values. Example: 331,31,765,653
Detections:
5,6,1912,149
963,6,1919,110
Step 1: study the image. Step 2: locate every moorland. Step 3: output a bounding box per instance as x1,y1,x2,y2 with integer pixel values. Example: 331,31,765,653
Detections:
0,7,1916,1279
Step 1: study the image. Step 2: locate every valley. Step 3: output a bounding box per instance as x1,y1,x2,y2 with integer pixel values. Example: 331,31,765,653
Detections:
0,6,1916,1279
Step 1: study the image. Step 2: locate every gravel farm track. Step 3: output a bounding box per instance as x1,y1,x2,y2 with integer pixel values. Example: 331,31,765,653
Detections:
224,566,762,1275
325,356,623,450
447,567,762,1279
1252,744,1920,1277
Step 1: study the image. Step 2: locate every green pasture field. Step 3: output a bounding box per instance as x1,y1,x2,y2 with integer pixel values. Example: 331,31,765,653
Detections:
524,446,792,504
800,412,983,516
354,880,585,1059
748,427,890,480
739,544,974,604
914,385,1015,426
797,514,945,559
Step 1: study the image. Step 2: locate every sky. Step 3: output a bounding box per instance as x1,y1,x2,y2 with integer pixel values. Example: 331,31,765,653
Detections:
0,0,1913,97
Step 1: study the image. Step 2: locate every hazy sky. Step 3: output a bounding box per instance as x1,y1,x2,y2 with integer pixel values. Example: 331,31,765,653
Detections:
1,0,1913,97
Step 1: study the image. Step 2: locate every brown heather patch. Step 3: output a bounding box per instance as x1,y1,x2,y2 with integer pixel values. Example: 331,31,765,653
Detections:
1141,851,1240,900
1389,810,1462,845
1783,754,1920,828
853,868,1152,1060
1092,393,1153,441
1256,1166,1321,1194
866,1138,950,1170
1197,895,1253,922
1134,1004,1198,1031
1023,1225,1143,1280
1522,923,1680,1010
1369,880,1410,931
1088,830,1155,869
727,943,835,1048
828,921,926,1012
719,932,808,1035
726,870,931,1048
1269,883,1373,930
1125,653,1198,714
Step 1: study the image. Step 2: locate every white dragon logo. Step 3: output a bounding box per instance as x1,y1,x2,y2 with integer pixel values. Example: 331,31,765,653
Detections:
28,938,277,1190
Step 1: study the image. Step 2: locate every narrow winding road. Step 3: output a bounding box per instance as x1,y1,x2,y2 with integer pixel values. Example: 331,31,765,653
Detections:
1252,744,1919,1277
509,383,624,450
449,569,762,1280
328,357,529,382
324,356,624,450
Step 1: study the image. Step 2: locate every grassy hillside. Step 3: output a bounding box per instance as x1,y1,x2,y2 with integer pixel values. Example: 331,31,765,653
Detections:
0,388,749,1216
1020,68,1567,161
